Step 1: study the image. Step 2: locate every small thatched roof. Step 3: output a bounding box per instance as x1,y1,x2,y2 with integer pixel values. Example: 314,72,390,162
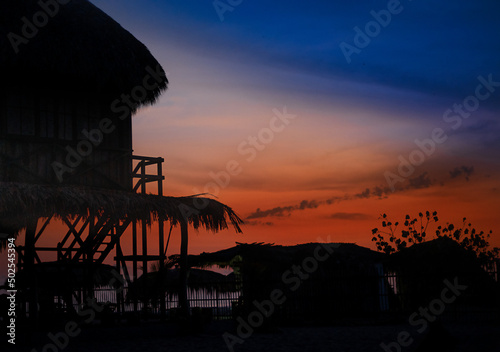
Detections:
0,0,167,108
0,182,243,235
127,268,236,302
387,237,499,310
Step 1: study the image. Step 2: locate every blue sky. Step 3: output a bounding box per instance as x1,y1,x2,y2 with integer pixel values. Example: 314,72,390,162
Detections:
93,0,500,100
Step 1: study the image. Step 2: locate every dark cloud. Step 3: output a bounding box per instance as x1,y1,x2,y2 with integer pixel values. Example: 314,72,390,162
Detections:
247,199,319,219
355,185,393,199
372,186,389,198
406,172,433,190
354,188,370,199
298,200,319,210
329,212,370,221
325,195,347,205
450,166,474,181
246,206,294,219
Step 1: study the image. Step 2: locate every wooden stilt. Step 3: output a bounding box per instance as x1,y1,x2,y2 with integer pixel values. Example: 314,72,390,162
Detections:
24,219,39,326
179,220,190,318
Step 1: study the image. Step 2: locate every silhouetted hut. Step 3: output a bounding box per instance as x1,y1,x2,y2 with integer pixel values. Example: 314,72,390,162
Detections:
0,0,166,189
127,268,236,307
387,237,499,314
16,261,123,318
0,0,242,322
180,242,387,324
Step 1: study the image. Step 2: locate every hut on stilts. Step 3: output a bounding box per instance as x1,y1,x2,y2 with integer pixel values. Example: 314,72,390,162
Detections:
0,0,242,325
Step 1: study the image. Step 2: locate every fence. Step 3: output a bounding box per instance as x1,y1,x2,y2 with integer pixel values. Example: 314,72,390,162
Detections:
91,283,241,320
67,262,498,323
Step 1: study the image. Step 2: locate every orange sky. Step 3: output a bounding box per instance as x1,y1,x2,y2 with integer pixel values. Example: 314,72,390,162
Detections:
2,1,500,283
10,38,500,270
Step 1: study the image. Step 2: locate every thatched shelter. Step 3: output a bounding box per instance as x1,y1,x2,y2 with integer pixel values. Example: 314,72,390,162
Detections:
0,0,167,189
176,242,387,324
126,268,236,306
0,0,243,323
387,237,499,313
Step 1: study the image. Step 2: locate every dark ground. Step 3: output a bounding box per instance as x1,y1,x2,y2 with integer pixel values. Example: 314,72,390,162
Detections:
5,315,500,352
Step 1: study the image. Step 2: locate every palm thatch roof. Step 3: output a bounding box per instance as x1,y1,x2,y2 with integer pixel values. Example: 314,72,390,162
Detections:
0,182,243,236
0,0,167,108
127,268,236,303
387,237,499,309
170,242,385,284
176,243,387,318
180,242,385,270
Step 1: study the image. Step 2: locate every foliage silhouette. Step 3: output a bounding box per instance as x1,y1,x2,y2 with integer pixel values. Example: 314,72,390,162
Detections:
371,211,499,264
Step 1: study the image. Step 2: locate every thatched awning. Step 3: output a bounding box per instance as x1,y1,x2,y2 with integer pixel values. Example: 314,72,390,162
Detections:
0,0,167,108
127,268,237,301
179,242,385,269
0,182,243,235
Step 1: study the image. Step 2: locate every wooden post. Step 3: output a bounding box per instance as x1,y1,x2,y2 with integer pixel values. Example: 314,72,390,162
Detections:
24,218,38,326
157,159,166,320
179,220,190,317
132,220,138,313
158,217,166,320
140,162,148,293
142,221,148,278
115,240,121,316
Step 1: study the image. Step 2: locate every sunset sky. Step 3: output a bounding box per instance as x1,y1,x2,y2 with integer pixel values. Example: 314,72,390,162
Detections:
80,0,500,258
5,0,498,275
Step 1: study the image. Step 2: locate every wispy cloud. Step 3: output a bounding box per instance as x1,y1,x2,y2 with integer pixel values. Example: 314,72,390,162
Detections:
246,200,319,219
247,166,473,220
450,165,474,181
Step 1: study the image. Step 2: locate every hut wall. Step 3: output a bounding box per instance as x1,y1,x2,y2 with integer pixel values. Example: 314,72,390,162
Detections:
0,91,132,190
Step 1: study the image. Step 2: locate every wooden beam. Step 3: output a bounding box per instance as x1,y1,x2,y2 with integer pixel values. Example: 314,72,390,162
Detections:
96,219,131,264
34,216,52,243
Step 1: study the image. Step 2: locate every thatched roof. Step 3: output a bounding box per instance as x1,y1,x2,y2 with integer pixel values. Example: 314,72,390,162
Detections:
0,0,167,108
171,242,385,284
0,182,243,235
127,268,236,302
180,242,385,270
387,237,497,279
386,237,499,310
